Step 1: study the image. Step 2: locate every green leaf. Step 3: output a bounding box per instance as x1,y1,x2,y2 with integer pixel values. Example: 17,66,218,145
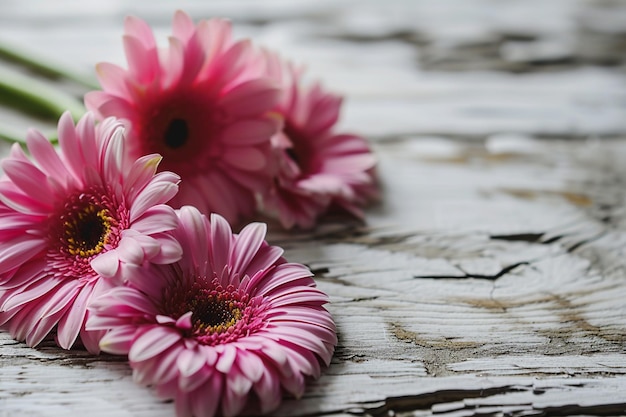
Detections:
0,65,87,123
0,41,99,90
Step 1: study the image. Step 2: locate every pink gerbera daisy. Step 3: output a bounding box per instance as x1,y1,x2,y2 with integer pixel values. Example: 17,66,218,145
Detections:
261,52,378,229
87,206,336,417
85,10,282,225
0,112,182,353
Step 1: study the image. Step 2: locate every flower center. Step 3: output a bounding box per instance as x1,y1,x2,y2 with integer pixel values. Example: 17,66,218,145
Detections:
161,277,267,346
63,204,112,257
191,295,242,334
285,147,299,164
164,118,188,149
48,189,126,270
283,122,314,173
138,90,221,172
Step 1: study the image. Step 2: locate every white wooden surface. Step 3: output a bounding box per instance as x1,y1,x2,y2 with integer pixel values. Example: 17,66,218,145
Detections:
1,1,626,416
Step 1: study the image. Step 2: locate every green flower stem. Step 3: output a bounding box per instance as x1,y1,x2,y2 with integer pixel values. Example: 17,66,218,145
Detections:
0,65,87,124
0,41,99,90
0,64,86,144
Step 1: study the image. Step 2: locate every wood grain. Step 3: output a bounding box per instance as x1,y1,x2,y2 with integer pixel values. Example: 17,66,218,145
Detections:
1,1,626,416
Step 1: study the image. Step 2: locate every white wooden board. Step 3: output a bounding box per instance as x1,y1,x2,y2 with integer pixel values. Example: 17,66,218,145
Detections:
1,1,626,416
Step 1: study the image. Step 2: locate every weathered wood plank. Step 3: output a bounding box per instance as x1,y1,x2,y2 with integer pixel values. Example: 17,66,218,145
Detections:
1,0,626,416
3,136,626,415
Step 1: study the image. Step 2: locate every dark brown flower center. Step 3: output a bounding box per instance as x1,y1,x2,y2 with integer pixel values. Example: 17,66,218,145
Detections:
63,203,112,258
285,147,299,164
160,277,269,346
47,189,126,278
283,122,314,173
164,118,189,149
191,295,242,334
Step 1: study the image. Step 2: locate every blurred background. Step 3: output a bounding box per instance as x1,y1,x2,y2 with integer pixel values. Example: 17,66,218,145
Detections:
0,0,624,145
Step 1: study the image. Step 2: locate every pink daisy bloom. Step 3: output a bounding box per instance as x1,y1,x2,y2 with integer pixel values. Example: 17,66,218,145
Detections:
88,207,336,417
261,52,379,229
85,10,282,225
0,112,182,353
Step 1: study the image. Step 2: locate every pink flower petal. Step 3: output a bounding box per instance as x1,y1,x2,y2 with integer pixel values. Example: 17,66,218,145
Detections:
215,344,237,373
177,347,207,377
205,39,250,87
85,92,135,120
5,301,42,340
129,177,180,222
6,141,29,162
178,367,211,393
26,129,69,184
137,234,164,260
124,15,156,49
221,378,247,417
175,311,193,330
85,313,128,331
201,19,232,62
1,276,64,312
241,245,284,281
222,119,279,146
135,343,184,385
0,237,46,275
176,205,209,268
90,250,120,278
221,146,267,171
26,308,67,348
267,287,329,308
209,213,233,273
307,88,341,134
56,111,84,181
123,34,158,85
190,374,222,417
230,222,266,275
200,345,218,367
174,391,193,417
226,362,253,397
171,9,196,43
123,154,162,200
2,160,51,206
79,324,106,354
150,233,183,264
179,34,205,87
219,79,280,117
0,258,46,289
131,205,178,235
95,62,131,98
108,287,159,315
98,325,137,355
116,235,147,265
161,35,185,88
56,283,94,349
39,282,82,320
254,367,282,413
272,306,337,333
185,171,255,225
236,349,264,383
101,127,125,185
252,263,313,297
0,184,49,216
129,326,182,362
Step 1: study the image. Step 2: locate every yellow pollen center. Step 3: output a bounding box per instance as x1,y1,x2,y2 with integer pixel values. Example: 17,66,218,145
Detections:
192,295,243,334
64,204,112,258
